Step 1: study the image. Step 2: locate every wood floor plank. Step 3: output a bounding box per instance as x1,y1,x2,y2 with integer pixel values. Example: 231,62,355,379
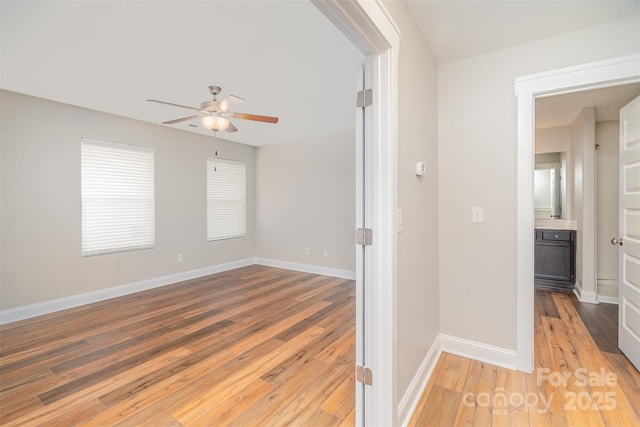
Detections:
491,367,529,427
435,352,471,393
604,352,640,419
453,360,496,426
320,372,356,419
552,293,640,427
340,407,356,427
180,378,274,426
414,384,461,427
0,266,356,425
408,352,446,427
228,359,351,426
172,326,329,425
2,346,194,426
542,315,606,427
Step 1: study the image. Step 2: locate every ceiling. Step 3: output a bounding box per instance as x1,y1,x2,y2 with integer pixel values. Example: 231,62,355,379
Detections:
2,1,638,147
406,0,640,64
536,83,640,129
0,1,363,147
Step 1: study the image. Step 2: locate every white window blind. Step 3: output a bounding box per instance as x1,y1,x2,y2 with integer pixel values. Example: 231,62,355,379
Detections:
81,138,155,257
207,158,246,241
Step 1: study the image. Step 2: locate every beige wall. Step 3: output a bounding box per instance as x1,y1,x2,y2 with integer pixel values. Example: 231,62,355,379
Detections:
535,126,570,154
255,132,356,271
596,120,620,298
438,15,639,349
384,0,440,404
1,90,256,310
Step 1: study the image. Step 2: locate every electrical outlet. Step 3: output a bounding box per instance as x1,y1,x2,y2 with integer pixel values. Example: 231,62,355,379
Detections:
177,253,184,262
323,249,329,257
305,248,310,255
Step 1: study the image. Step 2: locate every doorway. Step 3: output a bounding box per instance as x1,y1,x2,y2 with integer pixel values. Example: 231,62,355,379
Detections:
514,54,640,373
533,84,640,302
312,1,400,424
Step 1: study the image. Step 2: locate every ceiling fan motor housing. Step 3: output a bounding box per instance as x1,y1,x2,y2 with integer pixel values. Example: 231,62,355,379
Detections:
200,100,219,111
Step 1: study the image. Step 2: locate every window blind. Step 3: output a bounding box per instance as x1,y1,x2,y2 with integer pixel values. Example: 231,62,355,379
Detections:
81,138,155,256
207,158,246,241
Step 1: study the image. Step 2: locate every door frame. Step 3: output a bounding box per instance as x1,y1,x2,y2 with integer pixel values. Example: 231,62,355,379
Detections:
311,1,400,424
514,54,640,373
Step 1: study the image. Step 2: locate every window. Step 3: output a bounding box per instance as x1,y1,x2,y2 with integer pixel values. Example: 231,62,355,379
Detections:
81,138,155,256
207,158,246,241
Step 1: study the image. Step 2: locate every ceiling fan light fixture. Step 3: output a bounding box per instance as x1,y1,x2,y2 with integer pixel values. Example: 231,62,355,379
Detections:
200,115,229,131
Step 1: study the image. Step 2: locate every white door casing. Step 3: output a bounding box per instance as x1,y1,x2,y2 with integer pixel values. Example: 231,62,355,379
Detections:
618,94,640,370
515,54,640,373
311,1,400,425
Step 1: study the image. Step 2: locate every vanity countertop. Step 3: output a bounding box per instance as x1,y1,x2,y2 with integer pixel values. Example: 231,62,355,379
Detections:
534,219,577,230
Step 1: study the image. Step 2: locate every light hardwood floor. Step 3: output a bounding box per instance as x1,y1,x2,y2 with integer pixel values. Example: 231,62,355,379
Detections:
3,269,639,426
0,265,356,426
409,289,640,426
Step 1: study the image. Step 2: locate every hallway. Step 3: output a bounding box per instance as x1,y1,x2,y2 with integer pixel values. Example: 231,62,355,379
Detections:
410,289,640,426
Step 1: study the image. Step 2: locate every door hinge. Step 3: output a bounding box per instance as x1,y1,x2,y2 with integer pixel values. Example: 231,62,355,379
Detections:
356,89,372,108
356,365,373,385
356,228,373,246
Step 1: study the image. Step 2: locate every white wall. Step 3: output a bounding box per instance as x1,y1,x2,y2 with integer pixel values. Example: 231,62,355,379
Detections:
384,0,440,409
438,15,639,350
255,132,356,271
1,90,256,310
596,120,620,298
571,107,597,300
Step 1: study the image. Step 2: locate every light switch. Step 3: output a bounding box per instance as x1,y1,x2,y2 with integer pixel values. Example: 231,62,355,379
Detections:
472,207,484,223
397,209,403,232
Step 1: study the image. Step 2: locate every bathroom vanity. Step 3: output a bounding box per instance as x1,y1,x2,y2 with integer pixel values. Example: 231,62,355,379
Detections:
534,220,576,292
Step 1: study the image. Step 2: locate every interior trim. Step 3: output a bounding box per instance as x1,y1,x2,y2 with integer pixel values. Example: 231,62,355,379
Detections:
396,335,442,426
514,53,640,373
0,258,255,325
254,257,356,280
440,334,518,370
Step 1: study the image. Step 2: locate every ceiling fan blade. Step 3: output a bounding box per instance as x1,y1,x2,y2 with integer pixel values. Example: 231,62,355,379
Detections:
225,121,238,133
147,99,200,111
163,115,200,124
231,112,279,123
218,95,245,112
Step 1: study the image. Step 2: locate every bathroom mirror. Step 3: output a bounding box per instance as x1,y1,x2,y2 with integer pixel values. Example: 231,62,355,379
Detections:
535,152,565,219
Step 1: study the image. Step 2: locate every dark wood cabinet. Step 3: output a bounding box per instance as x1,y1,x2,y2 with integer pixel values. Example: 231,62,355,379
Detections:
534,229,576,292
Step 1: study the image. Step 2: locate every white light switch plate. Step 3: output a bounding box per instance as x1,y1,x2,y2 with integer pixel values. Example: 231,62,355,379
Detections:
472,207,484,223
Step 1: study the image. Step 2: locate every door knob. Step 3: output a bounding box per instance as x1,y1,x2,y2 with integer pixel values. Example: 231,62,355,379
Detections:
611,237,623,246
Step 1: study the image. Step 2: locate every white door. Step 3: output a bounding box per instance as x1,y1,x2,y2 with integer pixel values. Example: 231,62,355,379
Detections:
354,63,366,426
617,94,640,370
354,59,375,426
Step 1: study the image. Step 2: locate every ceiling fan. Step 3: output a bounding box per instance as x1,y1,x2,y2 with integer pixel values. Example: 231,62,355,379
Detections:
147,85,279,133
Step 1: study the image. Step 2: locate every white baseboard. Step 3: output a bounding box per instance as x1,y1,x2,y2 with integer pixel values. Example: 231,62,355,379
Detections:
0,258,255,325
573,282,598,304
253,257,356,280
440,334,518,371
397,335,442,426
597,295,619,305
398,333,519,424
1,258,355,325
